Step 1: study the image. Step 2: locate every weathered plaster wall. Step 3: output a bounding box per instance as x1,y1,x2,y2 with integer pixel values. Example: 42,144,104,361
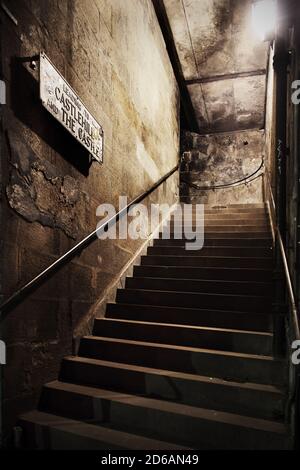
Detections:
165,0,269,205
188,74,266,133
0,0,179,438
180,129,264,205
164,0,269,132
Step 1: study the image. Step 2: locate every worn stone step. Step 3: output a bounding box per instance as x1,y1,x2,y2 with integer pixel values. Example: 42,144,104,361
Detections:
93,318,272,355
116,288,271,313
168,225,270,233
106,303,273,331
163,226,270,233
134,265,272,281
170,219,269,227
154,237,272,247
171,212,267,221
168,219,268,227
40,382,288,450
166,226,270,236
19,410,186,450
168,216,268,224
159,231,271,239
147,246,273,258
141,255,272,269
172,204,269,217
177,207,268,216
59,357,284,420
126,276,272,296
178,203,267,210
78,336,285,385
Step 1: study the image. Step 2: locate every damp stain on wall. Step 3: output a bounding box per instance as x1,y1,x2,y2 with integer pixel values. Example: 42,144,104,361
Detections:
6,132,90,239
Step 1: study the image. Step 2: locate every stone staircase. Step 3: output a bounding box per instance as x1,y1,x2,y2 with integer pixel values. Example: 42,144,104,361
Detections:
19,204,290,449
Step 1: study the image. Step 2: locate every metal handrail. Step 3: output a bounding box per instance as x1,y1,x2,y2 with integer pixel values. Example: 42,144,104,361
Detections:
278,234,300,340
181,156,264,190
264,166,300,340
0,164,179,316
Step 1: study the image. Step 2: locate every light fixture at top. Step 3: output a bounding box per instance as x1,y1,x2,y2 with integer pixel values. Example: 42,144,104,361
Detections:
252,0,277,41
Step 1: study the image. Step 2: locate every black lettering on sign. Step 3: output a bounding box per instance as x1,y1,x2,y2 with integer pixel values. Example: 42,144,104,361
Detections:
40,52,103,163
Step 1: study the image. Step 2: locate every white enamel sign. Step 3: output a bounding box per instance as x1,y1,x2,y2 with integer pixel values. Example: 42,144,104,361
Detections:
40,52,103,163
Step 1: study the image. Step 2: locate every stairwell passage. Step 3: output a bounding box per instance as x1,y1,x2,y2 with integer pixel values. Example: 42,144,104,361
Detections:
19,204,290,450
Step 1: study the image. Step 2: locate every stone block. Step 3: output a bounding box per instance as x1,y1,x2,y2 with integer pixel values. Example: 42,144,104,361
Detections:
17,219,60,256
19,248,70,300
3,343,32,400
70,263,97,301
3,298,59,343
2,242,19,295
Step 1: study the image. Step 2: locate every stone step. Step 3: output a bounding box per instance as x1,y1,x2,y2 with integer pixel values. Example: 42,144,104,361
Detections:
60,357,284,420
162,225,270,233
147,246,273,258
78,336,285,385
39,381,288,450
126,276,272,296
106,303,273,331
178,203,267,210
19,410,186,450
171,213,267,221
153,237,272,247
134,265,272,281
141,255,272,269
177,207,268,215
159,231,271,239
116,289,271,313
167,218,269,226
93,318,273,355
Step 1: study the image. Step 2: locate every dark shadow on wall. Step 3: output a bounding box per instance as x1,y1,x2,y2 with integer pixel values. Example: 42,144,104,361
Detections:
10,57,92,177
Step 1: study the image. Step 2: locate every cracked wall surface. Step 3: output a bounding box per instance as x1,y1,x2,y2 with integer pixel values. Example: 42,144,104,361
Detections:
180,129,264,205
6,131,90,239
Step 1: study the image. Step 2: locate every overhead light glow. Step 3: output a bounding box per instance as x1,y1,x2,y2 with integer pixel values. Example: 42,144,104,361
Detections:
252,0,277,41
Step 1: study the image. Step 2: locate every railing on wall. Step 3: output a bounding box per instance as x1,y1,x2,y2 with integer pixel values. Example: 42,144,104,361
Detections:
264,166,300,339
180,157,265,191
0,164,179,317
264,165,300,445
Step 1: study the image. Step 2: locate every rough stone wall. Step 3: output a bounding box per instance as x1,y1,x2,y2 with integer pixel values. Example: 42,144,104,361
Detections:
180,129,264,205
0,0,179,439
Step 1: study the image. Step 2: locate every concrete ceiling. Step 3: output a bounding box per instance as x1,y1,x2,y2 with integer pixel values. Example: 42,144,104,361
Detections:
163,0,269,133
